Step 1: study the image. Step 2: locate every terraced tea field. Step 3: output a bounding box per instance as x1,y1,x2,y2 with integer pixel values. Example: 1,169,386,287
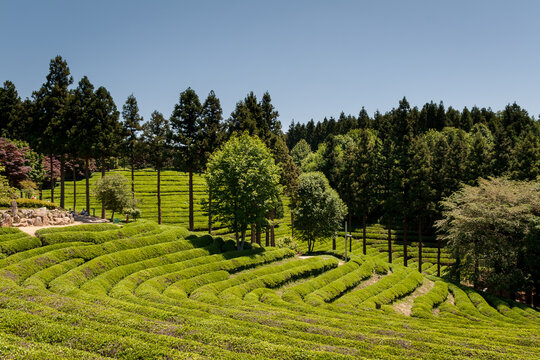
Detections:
42,169,452,267
0,222,538,359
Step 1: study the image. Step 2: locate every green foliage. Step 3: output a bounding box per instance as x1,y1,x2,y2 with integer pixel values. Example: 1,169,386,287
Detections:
92,174,134,221
290,139,311,167
436,177,540,293
204,133,282,250
293,172,347,252
411,281,448,318
0,198,58,209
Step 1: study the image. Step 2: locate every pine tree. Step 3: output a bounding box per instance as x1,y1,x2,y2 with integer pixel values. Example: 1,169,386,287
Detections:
121,94,143,198
170,87,202,231
358,107,371,129
509,127,540,180
142,111,171,225
32,56,73,206
94,86,121,219
0,81,22,139
200,90,225,233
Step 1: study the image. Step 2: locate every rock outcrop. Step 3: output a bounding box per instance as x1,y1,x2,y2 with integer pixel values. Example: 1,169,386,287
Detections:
1,207,74,228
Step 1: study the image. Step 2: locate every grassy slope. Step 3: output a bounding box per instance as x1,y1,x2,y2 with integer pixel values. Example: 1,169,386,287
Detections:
0,223,538,359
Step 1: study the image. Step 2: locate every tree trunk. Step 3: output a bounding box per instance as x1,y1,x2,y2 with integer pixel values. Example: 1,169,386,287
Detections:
403,215,408,267
362,211,367,255
348,212,352,232
291,211,294,240
437,236,441,277
189,170,194,231
85,158,90,213
251,224,255,244
387,218,392,263
130,156,135,198
157,167,161,225
256,225,261,246
208,187,212,234
265,225,269,247
418,216,423,273
39,184,42,201
50,154,55,203
60,155,65,209
270,208,275,247
101,155,106,219
332,234,336,251
239,230,246,250
73,166,76,212
110,210,115,223
349,235,352,253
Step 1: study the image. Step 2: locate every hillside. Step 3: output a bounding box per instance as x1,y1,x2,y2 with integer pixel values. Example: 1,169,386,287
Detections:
42,169,453,267
0,222,538,359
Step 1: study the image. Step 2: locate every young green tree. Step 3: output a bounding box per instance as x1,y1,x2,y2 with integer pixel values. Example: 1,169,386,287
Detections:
293,172,347,253
93,174,131,222
142,111,171,225
204,133,281,250
121,94,143,198
509,128,540,181
290,139,311,168
200,90,225,233
170,87,202,231
94,86,122,219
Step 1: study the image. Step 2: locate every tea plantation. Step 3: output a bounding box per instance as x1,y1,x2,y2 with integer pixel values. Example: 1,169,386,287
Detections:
0,221,538,359
42,169,453,267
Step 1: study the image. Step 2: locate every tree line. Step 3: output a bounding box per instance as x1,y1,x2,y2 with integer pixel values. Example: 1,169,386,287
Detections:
0,56,298,231
289,97,539,276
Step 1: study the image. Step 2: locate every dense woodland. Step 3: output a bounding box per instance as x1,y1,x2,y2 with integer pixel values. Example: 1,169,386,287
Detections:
1,56,539,297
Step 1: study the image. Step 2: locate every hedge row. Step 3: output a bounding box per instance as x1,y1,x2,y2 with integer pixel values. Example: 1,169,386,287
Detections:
220,257,339,302
0,233,41,255
411,281,448,318
35,223,118,237
359,271,424,309
304,259,374,306
38,220,161,245
0,198,59,209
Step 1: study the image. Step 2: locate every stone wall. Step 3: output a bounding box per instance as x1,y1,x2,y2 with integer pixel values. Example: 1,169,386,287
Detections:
1,207,74,227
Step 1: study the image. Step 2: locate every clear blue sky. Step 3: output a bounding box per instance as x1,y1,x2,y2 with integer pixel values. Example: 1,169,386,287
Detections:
1,0,539,129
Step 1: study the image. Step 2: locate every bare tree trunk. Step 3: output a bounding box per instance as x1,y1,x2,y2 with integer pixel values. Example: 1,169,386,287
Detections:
251,224,255,244
189,170,194,231
387,218,392,263
403,215,408,267
256,225,261,246
332,234,336,250
85,158,90,213
349,235,352,253
362,211,367,255
291,211,294,240
157,167,161,225
265,225,269,246
418,216,423,273
270,209,275,247
50,154,55,203
208,187,212,234
101,155,106,219
60,155,65,209
437,236,441,277
73,166,76,212
131,159,135,199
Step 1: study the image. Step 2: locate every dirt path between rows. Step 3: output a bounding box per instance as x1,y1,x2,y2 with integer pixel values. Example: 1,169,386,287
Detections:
17,215,109,237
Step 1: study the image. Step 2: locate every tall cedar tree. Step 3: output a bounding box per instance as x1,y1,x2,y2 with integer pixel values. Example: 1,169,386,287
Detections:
227,92,262,137
391,97,415,266
32,56,73,207
170,87,202,231
69,76,98,213
348,129,380,255
0,81,22,139
200,90,224,233
142,111,171,225
409,135,436,273
94,86,121,219
121,94,143,198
